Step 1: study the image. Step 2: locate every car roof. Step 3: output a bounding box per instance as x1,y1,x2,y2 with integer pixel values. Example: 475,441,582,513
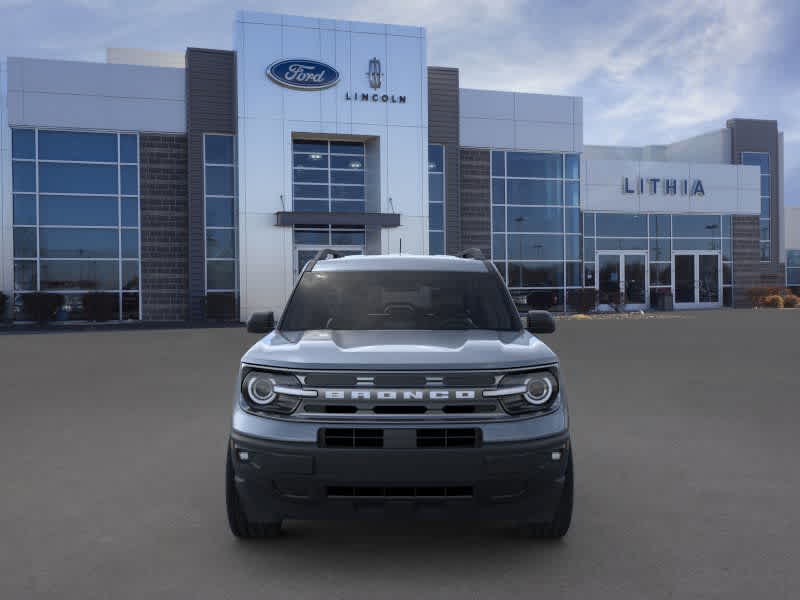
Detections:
311,254,490,273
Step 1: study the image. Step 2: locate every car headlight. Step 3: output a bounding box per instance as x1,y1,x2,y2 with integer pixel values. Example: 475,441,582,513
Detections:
485,369,559,415
240,368,315,414
523,373,557,406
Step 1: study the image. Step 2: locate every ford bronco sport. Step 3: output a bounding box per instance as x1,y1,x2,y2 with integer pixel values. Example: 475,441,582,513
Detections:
226,250,573,538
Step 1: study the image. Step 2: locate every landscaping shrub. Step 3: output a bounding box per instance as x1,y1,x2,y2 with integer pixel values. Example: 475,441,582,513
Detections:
762,295,784,309
21,292,65,324
782,294,799,308
83,292,118,322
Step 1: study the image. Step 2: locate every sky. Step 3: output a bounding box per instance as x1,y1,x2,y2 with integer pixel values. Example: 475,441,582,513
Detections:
1,0,798,205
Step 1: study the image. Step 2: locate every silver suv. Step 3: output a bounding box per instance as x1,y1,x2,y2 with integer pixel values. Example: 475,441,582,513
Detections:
226,250,572,538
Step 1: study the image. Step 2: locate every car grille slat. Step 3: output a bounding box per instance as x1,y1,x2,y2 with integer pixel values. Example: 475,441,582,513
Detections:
320,428,480,449
326,485,473,499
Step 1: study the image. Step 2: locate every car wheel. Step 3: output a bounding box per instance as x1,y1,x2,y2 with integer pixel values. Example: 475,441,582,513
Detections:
520,450,573,539
226,444,282,539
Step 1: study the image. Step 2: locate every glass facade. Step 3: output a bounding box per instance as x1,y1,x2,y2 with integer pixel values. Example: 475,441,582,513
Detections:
292,140,365,213
204,134,238,298
491,150,580,310
428,144,445,255
742,152,770,261
788,250,800,288
583,213,734,307
11,128,141,320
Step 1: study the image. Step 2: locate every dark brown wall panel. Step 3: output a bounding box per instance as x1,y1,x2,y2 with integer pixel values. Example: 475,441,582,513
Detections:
459,148,491,257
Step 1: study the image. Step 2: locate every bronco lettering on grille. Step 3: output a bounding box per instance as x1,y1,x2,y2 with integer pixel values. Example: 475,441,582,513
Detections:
322,390,477,401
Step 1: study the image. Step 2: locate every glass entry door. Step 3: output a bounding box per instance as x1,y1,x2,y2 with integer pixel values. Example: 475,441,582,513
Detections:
672,252,721,309
596,252,648,310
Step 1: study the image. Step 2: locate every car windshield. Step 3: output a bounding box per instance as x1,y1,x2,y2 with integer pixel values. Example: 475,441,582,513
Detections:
280,270,520,331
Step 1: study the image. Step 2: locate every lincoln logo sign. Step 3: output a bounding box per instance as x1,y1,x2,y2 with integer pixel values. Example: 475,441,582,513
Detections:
623,177,705,196
266,59,340,90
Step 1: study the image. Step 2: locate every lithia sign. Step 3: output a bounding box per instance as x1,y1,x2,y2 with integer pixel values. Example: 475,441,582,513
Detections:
267,57,406,103
623,177,705,196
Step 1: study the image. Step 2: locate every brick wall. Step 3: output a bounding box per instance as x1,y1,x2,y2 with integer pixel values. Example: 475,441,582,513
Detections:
459,149,491,257
139,134,189,321
732,215,760,307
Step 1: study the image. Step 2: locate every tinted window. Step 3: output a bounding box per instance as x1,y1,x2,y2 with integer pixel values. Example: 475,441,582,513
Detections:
39,163,118,194
14,261,37,291
12,129,35,159
121,165,138,195
281,271,519,331
583,213,595,236
120,134,138,163
673,214,721,237
40,195,118,226
507,234,564,260
331,231,365,245
121,229,139,258
39,228,118,258
596,238,647,251
207,260,236,290
565,154,580,179
121,198,139,227
12,161,36,192
565,235,581,260
206,166,235,195
429,203,444,230
331,155,362,169
331,185,364,200
205,135,234,164
293,140,328,154
294,153,329,168
492,179,505,205
428,145,444,172
649,238,671,261
332,201,365,213
206,197,234,227
38,131,117,162
507,180,562,205
565,207,580,233
507,262,564,287
13,228,36,258
596,213,647,237
206,229,236,258
565,181,579,206
507,152,562,178
507,206,563,233
649,214,671,237
673,238,721,251
330,141,364,155
332,170,364,185
429,232,444,255
40,260,119,290
428,173,444,203
492,206,505,232
122,261,139,290
491,151,505,177
294,230,329,245
13,194,36,225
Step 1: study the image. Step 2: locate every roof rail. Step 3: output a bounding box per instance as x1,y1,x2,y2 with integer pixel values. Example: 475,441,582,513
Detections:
312,248,348,262
457,248,485,260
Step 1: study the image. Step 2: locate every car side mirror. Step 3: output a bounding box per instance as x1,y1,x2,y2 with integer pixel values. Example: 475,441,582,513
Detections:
526,310,555,334
247,311,275,334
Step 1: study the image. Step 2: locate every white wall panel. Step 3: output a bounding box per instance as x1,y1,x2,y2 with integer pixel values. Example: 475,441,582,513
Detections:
514,92,572,123
459,117,514,149
460,89,514,120
514,121,574,152
349,33,388,126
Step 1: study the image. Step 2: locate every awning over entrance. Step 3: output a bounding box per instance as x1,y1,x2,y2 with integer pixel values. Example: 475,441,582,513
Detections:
275,211,401,228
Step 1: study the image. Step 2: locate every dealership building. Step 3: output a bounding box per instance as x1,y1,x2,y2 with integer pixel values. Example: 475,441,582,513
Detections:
0,10,794,322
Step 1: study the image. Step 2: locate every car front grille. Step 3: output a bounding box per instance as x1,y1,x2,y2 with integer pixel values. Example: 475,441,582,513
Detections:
320,428,481,449
326,485,474,499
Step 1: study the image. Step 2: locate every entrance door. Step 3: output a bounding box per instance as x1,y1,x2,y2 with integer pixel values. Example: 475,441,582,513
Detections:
672,252,721,309
295,246,363,276
596,252,648,310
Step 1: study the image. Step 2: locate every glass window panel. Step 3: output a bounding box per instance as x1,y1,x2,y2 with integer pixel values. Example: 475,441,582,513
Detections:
584,262,595,287
122,261,139,290
741,152,769,174
596,238,647,251
721,215,732,237
13,194,36,225
14,261,37,291
205,166,234,195
120,134,138,163
649,238,671,261
787,268,800,285
595,213,647,237
650,263,671,286
293,140,328,154
428,173,444,203
565,181,579,206
331,201,365,213
330,141,364,155
294,184,329,199
759,219,770,241
507,152,562,178
428,144,444,172
13,227,37,258
673,238,721,251
429,232,444,255
205,135,234,164
565,207,580,233
294,200,329,212
583,237,595,261
330,155,362,169
673,214,721,237
492,179,505,205
723,263,732,285
507,179,562,205
121,229,139,258
761,197,770,218
760,242,770,261
565,154,580,180
492,234,506,260
526,289,564,311
583,213,595,237
429,202,444,231
332,170,365,185
122,293,140,320
38,130,117,162
12,129,35,159
207,260,236,290
12,161,36,192
491,151,505,177
565,235,581,260
40,260,119,290
492,206,505,232
121,165,138,195
507,234,564,260
121,198,139,227
507,206,563,233
206,197,234,227
723,287,732,307
207,229,236,258
294,153,329,168
566,262,581,287
331,185,364,200
760,175,770,196
40,228,118,258
39,195,118,226
507,261,564,287
722,238,732,261
293,168,328,183
787,251,800,268
649,214,671,237
39,163,118,194
331,231,365,245
294,229,330,245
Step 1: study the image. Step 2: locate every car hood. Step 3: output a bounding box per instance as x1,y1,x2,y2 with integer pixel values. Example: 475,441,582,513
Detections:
241,330,557,371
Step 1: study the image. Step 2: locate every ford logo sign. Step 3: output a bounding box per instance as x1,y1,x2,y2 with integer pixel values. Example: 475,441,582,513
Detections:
267,59,340,90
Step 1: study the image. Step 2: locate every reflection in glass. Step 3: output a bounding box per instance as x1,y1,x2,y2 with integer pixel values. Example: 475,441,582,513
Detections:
596,213,647,237
14,261,36,291
38,130,117,162
207,260,236,290
39,228,118,258
507,152,562,178
507,180,562,205
206,197,234,227
39,163,118,194
205,166,235,195
40,195,118,226
13,227,37,258
205,135,234,164
206,229,236,258
507,234,564,260
40,260,119,290
12,129,35,159
507,261,564,287
13,194,36,225
674,255,695,303
507,206,563,233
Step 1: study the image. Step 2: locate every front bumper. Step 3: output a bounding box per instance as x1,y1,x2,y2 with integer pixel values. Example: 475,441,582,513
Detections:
230,429,570,522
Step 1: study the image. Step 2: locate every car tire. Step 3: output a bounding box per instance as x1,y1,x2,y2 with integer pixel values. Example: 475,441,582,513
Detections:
520,450,573,539
226,445,282,539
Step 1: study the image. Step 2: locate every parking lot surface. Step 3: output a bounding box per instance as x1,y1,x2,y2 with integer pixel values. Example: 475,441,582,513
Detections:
1,309,799,599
